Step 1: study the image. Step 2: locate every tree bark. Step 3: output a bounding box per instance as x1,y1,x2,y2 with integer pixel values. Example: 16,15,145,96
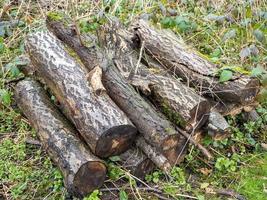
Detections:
14,79,106,197
97,22,210,131
25,31,137,158
131,19,260,104
46,16,187,167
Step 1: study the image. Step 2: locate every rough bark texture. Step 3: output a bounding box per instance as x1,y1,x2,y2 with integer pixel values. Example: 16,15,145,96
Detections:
15,79,106,197
131,19,260,104
99,62,187,166
46,17,187,167
98,22,210,130
25,31,137,158
207,111,230,140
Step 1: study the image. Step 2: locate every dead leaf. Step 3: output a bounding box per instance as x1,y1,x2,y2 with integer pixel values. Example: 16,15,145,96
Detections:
198,168,212,176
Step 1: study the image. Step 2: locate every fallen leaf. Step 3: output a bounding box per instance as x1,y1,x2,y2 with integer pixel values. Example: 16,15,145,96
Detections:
198,168,212,176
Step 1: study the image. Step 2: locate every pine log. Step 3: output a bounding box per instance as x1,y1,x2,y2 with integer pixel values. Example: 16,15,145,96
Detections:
97,22,210,130
131,19,260,104
25,31,137,158
14,79,106,197
46,16,187,167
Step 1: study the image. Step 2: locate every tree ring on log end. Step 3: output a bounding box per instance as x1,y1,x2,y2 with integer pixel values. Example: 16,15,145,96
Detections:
73,161,106,197
95,125,137,158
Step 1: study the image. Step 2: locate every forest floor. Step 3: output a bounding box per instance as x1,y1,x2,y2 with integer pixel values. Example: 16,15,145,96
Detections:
0,0,266,199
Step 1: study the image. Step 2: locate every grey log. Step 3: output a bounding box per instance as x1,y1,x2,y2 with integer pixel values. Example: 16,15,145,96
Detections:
25,31,137,158
46,15,187,167
14,79,107,197
131,19,260,104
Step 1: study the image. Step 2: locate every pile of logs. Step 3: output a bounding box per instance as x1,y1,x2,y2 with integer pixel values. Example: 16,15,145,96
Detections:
15,14,260,197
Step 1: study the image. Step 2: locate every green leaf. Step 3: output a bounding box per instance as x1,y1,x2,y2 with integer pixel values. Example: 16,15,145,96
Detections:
251,66,265,77
0,89,11,106
219,70,233,82
0,25,5,37
261,74,267,87
161,17,175,28
119,190,128,200
254,29,266,43
0,37,5,53
222,29,236,41
256,88,267,103
109,156,121,162
210,48,221,58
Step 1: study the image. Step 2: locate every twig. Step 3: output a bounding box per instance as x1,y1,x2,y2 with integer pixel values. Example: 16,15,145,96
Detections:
128,41,144,81
176,126,213,160
207,188,246,200
100,186,198,199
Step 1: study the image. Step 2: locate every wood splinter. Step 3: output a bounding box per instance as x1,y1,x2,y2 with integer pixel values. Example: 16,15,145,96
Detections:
86,65,106,95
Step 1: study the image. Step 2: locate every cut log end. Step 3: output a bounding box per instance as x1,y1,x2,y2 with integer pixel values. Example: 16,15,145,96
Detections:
161,134,187,165
241,78,260,103
119,147,155,179
95,125,137,158
73,161,107,197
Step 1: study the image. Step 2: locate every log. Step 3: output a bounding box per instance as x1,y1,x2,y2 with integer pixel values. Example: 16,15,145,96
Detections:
14,79,106,197
118,145,155,179
97,22,210,131
46,15,187,167
25,31,137,158
131,19,260,104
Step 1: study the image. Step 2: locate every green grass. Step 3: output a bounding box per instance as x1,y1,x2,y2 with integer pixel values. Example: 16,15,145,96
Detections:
0,0,266,199
236,153,267,200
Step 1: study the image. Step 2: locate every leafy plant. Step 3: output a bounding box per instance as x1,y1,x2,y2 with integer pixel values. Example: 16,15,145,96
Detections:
0,89,11,106
215,157,237,172
84,190,101,200
219,70,233,82
119,190,128,200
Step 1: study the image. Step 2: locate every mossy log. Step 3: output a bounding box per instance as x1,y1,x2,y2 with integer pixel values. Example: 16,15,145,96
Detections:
15,79,107,197
25,31,137,158
131,19,260,104
97,23,210,130
46,16,187,167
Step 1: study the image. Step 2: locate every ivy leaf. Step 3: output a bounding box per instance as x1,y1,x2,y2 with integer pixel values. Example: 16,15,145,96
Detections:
161,17,175,28
251,66,265,77
240,47,251,60
109,156,121,162
119,190,128,200
219,70,233,82
0,25,5,37
0,89,11,106
222,29,236,41
256,88,267,103
254,29,266,44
